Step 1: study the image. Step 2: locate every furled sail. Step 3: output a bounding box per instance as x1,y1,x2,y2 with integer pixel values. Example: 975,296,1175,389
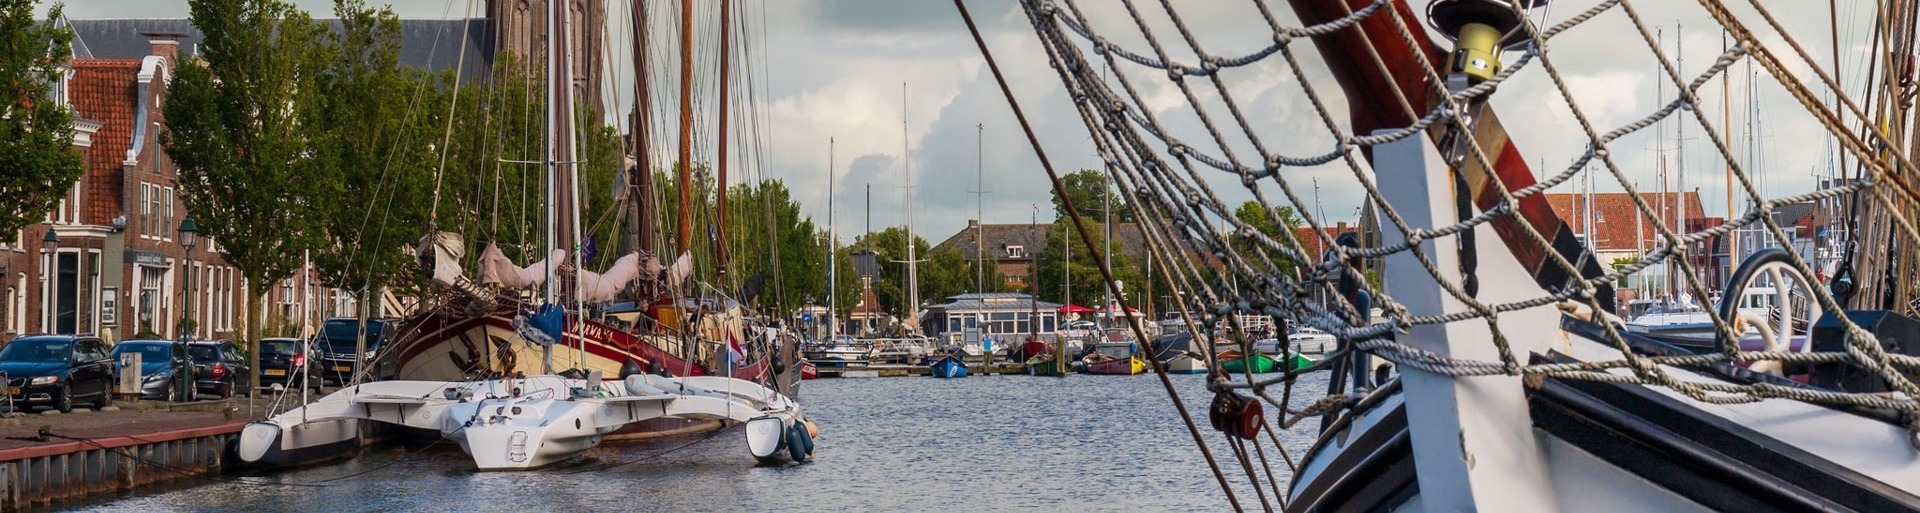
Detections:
479,243,566,288
576,252,642,302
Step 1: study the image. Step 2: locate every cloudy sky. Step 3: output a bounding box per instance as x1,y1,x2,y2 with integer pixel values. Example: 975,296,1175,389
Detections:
44,0,1875,245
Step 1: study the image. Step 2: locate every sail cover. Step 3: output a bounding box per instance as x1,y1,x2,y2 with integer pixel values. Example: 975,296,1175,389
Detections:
479,243,566,288
577,252,642,302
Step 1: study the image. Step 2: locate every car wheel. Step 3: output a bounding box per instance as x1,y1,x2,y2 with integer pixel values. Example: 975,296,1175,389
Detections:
55,385,72,414
164,383,177,403
219,382,232,399
95,387,112,410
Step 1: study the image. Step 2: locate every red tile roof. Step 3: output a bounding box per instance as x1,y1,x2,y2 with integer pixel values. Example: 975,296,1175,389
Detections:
1291,224,1360,257
1546,192,1705,252
69,58,143,226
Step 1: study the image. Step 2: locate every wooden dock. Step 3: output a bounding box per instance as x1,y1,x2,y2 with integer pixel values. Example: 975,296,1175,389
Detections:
814,362,1031,378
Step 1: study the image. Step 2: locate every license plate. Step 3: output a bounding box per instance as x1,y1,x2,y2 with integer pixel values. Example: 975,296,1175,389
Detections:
6,387,15,395
333,365,352,372
264,369,286,376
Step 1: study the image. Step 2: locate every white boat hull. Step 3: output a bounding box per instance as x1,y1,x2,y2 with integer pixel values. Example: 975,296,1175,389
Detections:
238,374,811,470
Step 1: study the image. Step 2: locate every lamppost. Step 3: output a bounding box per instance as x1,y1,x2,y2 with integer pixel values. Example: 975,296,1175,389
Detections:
41,230,57,333
175,217,199,402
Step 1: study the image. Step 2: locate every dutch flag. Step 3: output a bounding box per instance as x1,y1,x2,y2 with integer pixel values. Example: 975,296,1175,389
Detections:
725,333,747,376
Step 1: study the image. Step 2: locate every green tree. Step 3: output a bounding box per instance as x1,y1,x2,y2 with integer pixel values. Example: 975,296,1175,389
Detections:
723,179,824,313
1035,219,1144,309
163,0,330,365
307,0,440,301
0,0,84,235
1231,200,1304,274
1050,169,1133,223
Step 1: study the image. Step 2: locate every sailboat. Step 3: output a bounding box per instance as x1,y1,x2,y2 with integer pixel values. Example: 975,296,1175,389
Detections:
380,0,789,401
992,0,1920,509
243,0,810,470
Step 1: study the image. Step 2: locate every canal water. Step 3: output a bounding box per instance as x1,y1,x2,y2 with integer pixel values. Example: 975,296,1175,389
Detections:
76,371,1330,512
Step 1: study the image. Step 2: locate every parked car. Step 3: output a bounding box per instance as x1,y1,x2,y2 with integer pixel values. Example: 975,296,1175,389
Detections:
257,337,322,392
110,339,190,401
318,317,398,385
0,335,115,413
188,340,251,398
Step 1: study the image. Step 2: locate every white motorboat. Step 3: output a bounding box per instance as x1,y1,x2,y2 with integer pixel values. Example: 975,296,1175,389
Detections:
237,373,814,470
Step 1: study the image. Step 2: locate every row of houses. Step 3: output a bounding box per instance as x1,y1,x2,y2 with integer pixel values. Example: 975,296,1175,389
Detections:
3,6,589,343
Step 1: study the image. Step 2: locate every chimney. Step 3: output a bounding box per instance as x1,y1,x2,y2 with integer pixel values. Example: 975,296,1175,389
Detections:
139,32,187,63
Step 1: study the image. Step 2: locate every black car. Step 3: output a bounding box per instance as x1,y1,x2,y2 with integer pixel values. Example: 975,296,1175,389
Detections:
258,337,322,392
188,341,251,398
109,340,189,401
0,335,115,413
318,317,397,385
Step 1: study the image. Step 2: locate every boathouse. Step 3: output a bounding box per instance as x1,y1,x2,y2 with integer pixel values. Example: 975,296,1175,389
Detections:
920,292,1061,340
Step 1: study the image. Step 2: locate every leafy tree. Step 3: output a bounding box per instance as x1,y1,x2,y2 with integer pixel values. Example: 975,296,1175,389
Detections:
0,0,83,235
1035,219,1145,309
307,0,440,301
164,0,330,367
1050,169,1133,223
723,179,823,313
1231,200,1304,274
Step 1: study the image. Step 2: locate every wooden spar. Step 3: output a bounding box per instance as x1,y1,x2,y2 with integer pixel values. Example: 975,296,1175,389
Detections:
631,0,655,259
1283,0,1614,311
676,0,694,257
548,0,577,299
715,0,732,275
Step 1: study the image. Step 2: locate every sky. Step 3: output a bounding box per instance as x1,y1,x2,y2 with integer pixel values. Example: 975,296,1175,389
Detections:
41,0,1876,246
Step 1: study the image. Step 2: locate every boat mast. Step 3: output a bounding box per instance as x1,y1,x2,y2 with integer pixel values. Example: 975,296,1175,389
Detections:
974,123,986,294
676,0,693,258
902,83,920,334
828,137,837,341
714,0,732,277
629,0,656,266
546,0,578,306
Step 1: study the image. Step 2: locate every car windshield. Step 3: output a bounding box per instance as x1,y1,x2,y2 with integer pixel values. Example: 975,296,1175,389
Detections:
322,320,383,352
261,340,299,356
187,345,222,362
0,339,72,362
112,343,174,363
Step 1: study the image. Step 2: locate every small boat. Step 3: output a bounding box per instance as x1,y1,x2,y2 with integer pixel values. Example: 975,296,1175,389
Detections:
1082,354,1146,375
1216,350,1278,374
1282,350,1314,371
799,360,818,380
927,354,968,379
1163,352,1207,374
804,334,872,369
1026,352,1067,376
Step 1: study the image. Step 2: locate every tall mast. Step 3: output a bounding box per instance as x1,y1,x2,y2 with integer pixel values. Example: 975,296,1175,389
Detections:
974,123,986,294
902,83,920,333
714,0,733,276
675,0,693,257
546,0,578,306
828,137,837,341
629,0,655,262
1723,30,1735,288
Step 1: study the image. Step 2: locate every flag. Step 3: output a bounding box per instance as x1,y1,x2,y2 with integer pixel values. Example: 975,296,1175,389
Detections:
581,236,599,262
725,332,747,376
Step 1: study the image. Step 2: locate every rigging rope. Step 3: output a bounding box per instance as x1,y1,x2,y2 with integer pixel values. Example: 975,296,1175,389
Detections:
1011,0,1920,494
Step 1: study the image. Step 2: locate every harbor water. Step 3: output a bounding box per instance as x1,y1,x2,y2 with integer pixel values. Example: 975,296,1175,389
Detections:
76,372,1328,512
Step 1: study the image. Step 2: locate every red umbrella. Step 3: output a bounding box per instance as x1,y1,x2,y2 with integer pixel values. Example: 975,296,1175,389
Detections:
1058,304,1094,313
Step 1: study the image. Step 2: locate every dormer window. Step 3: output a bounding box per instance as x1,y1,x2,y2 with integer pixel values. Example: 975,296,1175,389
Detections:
1005,245,1026,259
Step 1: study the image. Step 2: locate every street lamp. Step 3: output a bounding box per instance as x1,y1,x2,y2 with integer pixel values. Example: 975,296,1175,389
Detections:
41,229,59,253
175,217,200,402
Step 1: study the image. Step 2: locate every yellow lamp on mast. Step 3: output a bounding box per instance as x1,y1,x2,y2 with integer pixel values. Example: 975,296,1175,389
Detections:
1427,0,1545,83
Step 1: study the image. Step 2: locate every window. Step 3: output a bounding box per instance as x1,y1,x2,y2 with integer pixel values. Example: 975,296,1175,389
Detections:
1005,245,1026,259
140,184,156,237
163,187,174,241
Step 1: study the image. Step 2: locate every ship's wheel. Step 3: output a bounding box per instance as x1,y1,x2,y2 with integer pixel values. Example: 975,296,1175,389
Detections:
1719,249,1821,358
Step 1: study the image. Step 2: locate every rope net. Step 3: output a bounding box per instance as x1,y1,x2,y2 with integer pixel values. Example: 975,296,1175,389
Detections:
1017,0,1920,445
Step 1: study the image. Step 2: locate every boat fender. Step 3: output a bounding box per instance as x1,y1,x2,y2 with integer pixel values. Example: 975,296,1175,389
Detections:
620,358,646,379
786,422,811,463
805,419,820,438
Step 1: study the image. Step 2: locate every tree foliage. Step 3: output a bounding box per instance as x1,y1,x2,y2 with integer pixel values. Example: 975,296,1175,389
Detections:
1231,200,1304,275
1049,169,1133,223
306,0,441,295
0,0,83,235
1035,219,1145,309
164,0,331,335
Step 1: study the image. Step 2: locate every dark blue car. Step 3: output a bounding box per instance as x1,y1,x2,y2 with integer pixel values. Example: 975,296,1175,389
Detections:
0,335,115,413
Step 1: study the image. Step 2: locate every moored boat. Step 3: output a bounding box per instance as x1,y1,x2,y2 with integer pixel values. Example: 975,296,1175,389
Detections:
927,353,968,379
1216,350,1277,374
1163,352,1207,374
